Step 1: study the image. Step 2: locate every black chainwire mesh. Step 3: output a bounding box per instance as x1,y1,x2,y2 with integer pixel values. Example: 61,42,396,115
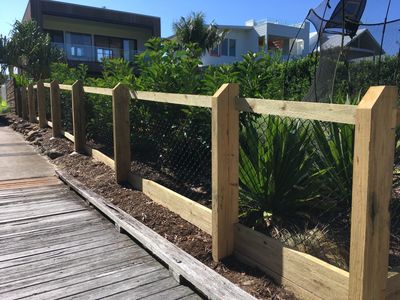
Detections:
130,101,211,206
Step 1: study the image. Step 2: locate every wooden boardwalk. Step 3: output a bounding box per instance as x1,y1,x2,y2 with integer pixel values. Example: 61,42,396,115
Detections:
0,177,201,299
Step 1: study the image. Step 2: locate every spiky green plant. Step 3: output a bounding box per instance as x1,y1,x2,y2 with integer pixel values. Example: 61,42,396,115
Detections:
312,121,354,211
239,115,323,227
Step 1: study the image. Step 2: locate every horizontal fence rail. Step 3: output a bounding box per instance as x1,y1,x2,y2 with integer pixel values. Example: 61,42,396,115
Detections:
16,81,399,300
236,97,357,124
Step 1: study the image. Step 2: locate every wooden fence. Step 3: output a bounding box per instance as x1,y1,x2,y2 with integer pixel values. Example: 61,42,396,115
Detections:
6,79,16,113
14,81,400,300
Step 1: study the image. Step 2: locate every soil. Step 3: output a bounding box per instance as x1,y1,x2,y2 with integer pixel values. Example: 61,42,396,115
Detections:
3,114,296,300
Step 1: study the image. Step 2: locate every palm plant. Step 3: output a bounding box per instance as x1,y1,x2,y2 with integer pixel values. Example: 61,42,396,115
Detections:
239,115,323,228
3,20,64,80
312,121,354,211
173,12,227,54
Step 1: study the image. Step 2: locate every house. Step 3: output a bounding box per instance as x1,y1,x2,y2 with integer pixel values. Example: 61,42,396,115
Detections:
23,0,160,73
309,28,384,60
201,19,310,66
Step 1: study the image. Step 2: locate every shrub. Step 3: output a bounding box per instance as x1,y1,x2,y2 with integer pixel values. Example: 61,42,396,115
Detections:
239,115,323,228
0,98,9,113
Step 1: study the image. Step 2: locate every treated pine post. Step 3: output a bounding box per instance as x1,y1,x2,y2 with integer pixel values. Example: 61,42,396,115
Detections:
112,83,131,183
27,83,36,123
37,80,47,128
50,80,62,138
211,83,240,261
349,86,397,300
15,87,22,117
71,80,86,153
21,87,28,120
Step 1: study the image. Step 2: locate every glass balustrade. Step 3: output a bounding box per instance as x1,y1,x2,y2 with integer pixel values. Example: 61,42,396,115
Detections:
52,43,140,62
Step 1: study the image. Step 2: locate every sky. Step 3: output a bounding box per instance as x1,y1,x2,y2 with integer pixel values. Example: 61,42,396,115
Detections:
1,0,400,38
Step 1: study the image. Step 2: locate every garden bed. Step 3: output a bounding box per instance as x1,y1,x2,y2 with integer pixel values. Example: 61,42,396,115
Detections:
4,114,296,300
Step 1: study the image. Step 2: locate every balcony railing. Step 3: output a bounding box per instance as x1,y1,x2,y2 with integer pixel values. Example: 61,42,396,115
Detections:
52,43,141,63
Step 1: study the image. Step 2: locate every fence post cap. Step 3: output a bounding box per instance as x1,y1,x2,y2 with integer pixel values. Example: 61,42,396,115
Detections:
72,80,83,86
112,82,129,91
212,83,239,98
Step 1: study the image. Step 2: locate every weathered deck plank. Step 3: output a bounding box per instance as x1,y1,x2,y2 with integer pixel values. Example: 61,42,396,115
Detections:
0,179,199,300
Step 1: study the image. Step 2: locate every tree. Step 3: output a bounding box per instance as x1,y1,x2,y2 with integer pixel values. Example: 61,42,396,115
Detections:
172,12,227,53
0,20,64,80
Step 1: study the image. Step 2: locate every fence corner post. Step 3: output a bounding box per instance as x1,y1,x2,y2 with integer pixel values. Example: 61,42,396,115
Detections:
37,80,47,128
20,87,28,120
27,83,36,123
211,83,240,262
348,86,397,300
112,83,131,184
50,80,62,138
71,80,86,153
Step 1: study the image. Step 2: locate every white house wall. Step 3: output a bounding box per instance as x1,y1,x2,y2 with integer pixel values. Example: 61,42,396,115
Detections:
200,21,311,65
201,29,257,65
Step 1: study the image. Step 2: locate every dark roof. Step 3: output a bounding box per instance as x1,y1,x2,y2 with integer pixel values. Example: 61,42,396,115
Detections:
323,28,383,54
23,0,161,36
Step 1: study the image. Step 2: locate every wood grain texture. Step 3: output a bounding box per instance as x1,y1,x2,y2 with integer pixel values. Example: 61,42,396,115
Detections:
211,83,239,261
84,86,113,96
130,90,212,108
71,80,86,153
27,83,36,123
59,84,73,91
236,97,357,124
128,173,212,234
57,170,256,300
112,83,131,183
15,88,22,117
235,224,349,300
50,80,62,137
36,80,47,128
0,177,198,299
84,146,115,169
349,86,398,300
386,272,400,299
0,177,60,190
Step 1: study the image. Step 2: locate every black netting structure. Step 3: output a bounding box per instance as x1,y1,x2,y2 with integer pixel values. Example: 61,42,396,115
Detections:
45,88,51,121
86,94,114,156
130,101,211,205
299,0,400,102
60,91,73,134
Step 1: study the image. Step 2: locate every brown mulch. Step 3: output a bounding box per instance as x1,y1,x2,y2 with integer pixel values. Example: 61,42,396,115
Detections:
4,114,296,300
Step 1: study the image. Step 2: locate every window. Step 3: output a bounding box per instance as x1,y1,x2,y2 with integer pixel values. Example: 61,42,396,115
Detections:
229,39,236,57
44,30,64,44
123,39,138,61
94,36,137,62
268,38,284,51
221,39,228,56
65,32,92,60
216,39,236,57
97,48,113,62
210,45,219,57
258,36,266,51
